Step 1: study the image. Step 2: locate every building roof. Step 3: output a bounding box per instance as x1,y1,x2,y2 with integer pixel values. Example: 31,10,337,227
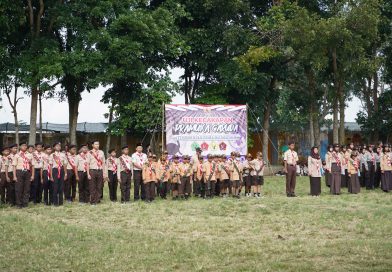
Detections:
0,122,108,133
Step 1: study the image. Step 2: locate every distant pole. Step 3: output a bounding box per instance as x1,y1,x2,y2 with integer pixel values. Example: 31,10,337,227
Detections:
162,103,165,153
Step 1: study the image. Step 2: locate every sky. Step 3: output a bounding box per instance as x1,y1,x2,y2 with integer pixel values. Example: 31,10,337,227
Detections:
0,68,362,124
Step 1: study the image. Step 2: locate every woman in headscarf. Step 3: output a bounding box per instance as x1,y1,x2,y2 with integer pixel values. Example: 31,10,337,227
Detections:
308,146,322,196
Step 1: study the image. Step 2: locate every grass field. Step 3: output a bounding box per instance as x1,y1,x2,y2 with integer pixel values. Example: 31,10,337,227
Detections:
1,176,392,272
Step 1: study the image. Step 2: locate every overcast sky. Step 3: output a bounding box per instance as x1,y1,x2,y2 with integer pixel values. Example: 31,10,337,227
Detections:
0,68,362,124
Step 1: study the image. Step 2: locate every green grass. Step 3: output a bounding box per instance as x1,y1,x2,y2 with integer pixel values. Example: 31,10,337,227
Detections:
1,176,392,272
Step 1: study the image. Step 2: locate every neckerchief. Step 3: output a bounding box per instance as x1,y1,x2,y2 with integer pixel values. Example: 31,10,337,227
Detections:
33,151,42,165
90,150,103,169
20,151,30,171
80,153,88,172
67,153,76,170
109,157,117,172
53,152,62,178
332,152,341,165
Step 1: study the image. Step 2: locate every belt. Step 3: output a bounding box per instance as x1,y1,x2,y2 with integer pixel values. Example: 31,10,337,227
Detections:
90,169,103,171
288,164,296,166
17,169,31,172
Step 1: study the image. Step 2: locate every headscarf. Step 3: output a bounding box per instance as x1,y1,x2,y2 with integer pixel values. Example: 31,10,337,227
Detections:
310,146,320,160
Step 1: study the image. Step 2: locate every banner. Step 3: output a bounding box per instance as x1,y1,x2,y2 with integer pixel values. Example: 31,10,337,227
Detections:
165,104,247,156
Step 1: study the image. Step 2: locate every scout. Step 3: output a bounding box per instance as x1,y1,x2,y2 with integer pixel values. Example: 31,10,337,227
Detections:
87,140,106,205
375,146,383,189
157,154,171,199
0,147,10,204
308,147,322,196
283,141,299,197
65,145,78,202
380,144,392,192
143,154,157,202
12,142,35,208
49,142,68,206
203,154,218,199
214,155,221,196
251,152,265,198
131,143,147,201
179,155,192,199
170,155,181,200
347,151,361,194
106,149,119,202
6,144,18,205
191,147,202,196
42,145,53,205
340,145,348,188
326,144,343,195
31,142,44,204
192,156,204,198
242,154,253,197
117,145,132,203
363,145,376,190
324,145,333,187
75,144,90,203
219,155,230,197
229,152,242,198
28,145,35,154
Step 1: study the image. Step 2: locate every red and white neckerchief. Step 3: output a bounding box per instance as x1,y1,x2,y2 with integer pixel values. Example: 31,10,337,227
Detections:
53,152,63,178
291,151,297,165
121,155,131,172
67,153,76,170
90,150,103,169
20,151,30,171
136,152,145,168
80,153,88,172
148,162,153,177
386,154,391,167
332,152,341,165
258,159,264,169
370,152,375,163
33,151,42,165
353,159,359,171
8,155,13,165
109,157,117,172
198,164,203,175
314,158,320,170
44,155,51,178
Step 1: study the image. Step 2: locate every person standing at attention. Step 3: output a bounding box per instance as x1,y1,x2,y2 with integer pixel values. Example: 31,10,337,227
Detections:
284,141,299,197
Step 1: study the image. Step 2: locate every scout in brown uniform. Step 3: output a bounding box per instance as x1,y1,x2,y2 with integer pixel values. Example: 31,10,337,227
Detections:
87,140,106,204
131,143,148,201
170,155,181,200
0,147,10,204
251,152,265,198
203,154,218,199
143,154,157,202
42,145,53,205
6,144,18,205
324,145,333,187
12,142,35,208
219,155,230,197
283,141,299,197
308,147,322,196
326,144,343,195
380,144,392,192
229,152,242,198
192,156,204,198
117,145,133,203
340,145,348,188
75,144,90,203
375,146,382,189
191,147,202,196
179,155,193,199
30,142,44,203
106,149,119,202
347,151,361,194
64,145,78,202
49,142,68,206
157,154,171,199
242,154,253,197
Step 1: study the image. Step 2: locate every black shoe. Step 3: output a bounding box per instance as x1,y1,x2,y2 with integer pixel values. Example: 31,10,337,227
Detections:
287,193,291,197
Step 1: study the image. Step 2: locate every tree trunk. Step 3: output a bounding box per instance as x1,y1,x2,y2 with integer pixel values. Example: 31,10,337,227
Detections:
313,112,320,147
39,90,43,142
305,66,315,147
28,86,38,145
68,97,80,145
262,101,271,162
332,95,339,144
372,72,379,141
338,80,345,145
105,101,114,156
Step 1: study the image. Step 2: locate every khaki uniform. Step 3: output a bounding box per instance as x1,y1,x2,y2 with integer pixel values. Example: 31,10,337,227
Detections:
106,157,119,202
87,149,106,204
13,151,34,207
179,162,192,197
30,151,44,203
64,153,77,202
143,161,157,201
326,151,343,194
117,154,132,202
380,153,392,191
75,152,89,203
284,149,298,195
157,160,171,198
229,159,242,189
347,158,360,193
251,159,265,186
203,161,218,197
49,152,67,206
41,153,52,205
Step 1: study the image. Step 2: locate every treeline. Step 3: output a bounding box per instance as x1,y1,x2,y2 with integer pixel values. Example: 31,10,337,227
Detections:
1,0,391,157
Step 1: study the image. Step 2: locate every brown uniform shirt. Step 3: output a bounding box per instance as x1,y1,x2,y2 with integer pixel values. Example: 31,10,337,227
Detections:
251,159,265,177
65,153,77,170
12,151,34,171
229,159,243,181
1,156,7,173
203,161,218,182
180,162,193,177
49,152,68,170
193,162,204,181
75,153,89,172
380,153,392,171
87,150,106,170
219,161,230,180
348,158,360,174
284,150,299,165
170,162,181,184
32,151,44,169
42,153,51,172
7,154,15,173
106,157,119,172
143,161,157,183
156,161,171,182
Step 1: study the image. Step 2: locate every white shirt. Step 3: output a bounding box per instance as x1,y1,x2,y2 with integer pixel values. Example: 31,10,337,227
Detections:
131,152,147,171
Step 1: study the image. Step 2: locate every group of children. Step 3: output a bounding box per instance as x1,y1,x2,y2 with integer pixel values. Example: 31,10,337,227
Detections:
0,143,267,208
323,142,392,195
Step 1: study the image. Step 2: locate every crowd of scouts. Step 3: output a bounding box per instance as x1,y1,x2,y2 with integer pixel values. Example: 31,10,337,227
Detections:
0,142,266,208
302,142,392,197
0,140,391,208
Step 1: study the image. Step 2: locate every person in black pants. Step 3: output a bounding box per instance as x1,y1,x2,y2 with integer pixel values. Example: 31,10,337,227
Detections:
49,142,68,206
131,143,147,201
